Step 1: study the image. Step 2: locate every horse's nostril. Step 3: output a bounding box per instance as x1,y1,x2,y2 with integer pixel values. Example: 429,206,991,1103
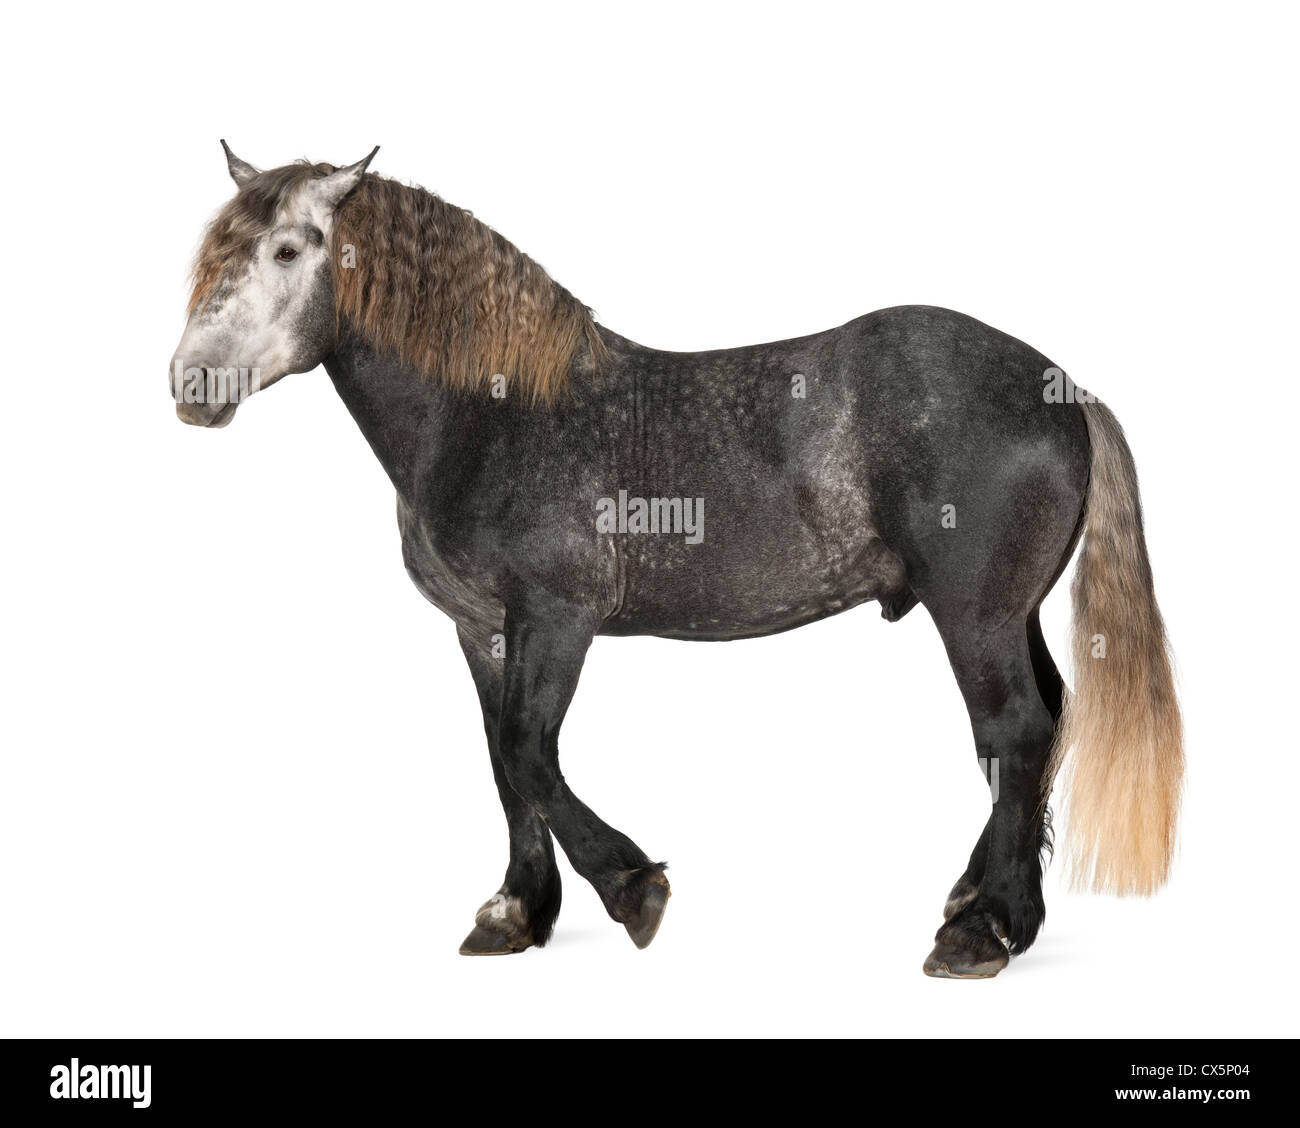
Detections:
171,362,216,404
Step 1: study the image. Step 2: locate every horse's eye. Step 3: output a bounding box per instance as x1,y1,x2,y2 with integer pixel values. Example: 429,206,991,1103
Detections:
275,246,298,262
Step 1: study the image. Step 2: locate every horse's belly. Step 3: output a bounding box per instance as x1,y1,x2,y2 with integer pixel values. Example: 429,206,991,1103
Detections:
603,523,911,641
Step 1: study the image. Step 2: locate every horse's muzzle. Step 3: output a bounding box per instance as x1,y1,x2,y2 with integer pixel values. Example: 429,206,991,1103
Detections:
175,401,238,428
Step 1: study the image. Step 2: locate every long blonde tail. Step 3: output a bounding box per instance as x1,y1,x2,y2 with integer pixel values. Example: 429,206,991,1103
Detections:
1050,401,1184,895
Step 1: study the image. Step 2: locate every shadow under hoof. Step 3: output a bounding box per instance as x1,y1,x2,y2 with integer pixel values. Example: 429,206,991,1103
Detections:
624,872,671,950
459,924,532,956
922,940,1008,979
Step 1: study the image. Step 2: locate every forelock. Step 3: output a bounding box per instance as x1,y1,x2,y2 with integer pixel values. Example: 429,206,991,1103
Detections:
188,161,336,314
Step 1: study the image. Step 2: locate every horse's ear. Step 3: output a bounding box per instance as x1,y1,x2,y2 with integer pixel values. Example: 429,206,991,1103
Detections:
220,139,260,187
312,146,380,212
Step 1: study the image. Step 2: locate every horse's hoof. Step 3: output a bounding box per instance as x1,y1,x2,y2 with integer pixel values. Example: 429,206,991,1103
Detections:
459,893,534,955
624,873,671,949
459,925,530,956
922,941,1008,979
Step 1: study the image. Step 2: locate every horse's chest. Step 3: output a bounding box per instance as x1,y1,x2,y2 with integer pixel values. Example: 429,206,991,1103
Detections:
396,497,501,628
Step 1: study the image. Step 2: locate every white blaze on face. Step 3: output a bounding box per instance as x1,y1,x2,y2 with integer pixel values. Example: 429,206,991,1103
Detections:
170,145,378,426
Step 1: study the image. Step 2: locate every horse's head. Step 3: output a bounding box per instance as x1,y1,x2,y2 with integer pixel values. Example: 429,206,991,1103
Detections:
170,142,378,427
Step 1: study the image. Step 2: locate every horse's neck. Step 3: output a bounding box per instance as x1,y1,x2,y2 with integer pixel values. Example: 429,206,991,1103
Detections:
323,330,457,499
324,326,636,500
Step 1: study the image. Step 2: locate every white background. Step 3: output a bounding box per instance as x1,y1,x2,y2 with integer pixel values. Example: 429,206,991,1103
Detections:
2,1,1296,1037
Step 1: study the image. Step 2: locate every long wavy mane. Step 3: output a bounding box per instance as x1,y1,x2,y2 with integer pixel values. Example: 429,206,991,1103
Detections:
190,162,605,403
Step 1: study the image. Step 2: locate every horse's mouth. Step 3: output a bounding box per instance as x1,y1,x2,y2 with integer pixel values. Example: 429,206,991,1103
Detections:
176,401,239,428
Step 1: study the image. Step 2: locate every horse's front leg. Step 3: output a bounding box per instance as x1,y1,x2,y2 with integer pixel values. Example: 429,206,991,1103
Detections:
457,627,562,955
495,598,670,949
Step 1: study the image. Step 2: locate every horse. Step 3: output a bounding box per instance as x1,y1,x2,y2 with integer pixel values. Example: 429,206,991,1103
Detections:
170,143,1183,978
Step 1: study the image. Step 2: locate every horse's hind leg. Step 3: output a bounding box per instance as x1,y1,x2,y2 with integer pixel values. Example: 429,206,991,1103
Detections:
457,628,562,955
922,615,1056,978
943,822,989,923
941,610,1063,924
